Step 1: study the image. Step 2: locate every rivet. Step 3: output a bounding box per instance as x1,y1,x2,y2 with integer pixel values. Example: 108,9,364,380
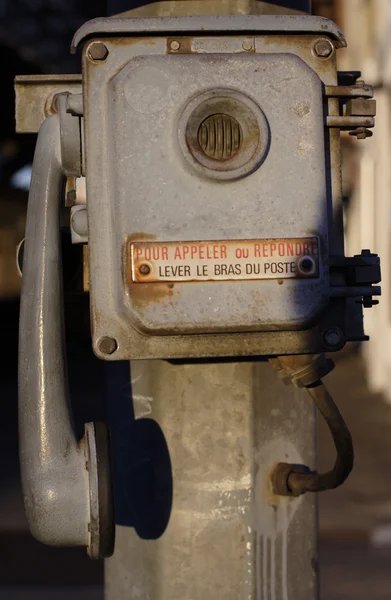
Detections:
139,264,151,275
242,39,253,51
170,40,181,51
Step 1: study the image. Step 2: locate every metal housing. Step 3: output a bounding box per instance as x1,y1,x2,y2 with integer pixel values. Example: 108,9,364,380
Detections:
78,17,343,359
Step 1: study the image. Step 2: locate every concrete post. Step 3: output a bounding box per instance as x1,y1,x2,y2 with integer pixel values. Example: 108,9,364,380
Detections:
105,2,317,599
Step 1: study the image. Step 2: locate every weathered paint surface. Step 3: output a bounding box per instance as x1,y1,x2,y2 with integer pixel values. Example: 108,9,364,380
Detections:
106,361,317,600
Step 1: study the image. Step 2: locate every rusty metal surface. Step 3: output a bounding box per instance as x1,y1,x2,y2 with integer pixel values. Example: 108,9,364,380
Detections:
269,353,334,387
130,237,320,283
83,35,332,355
16,24,347,359
15,75,82,133
71,15,346,52
272,380,353,496
167,35,256,54
94,324,342,360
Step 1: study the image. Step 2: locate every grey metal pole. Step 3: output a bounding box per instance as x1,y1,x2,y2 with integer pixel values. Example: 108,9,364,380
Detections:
105,2,317,599
106,361,317,600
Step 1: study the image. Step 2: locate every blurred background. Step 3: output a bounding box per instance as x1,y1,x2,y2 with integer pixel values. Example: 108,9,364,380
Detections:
1,0,391,598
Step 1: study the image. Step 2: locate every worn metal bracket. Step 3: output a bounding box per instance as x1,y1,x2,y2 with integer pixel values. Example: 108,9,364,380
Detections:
325,79,376,139
330,249,381,308
71,15,346,52
15,74,82,134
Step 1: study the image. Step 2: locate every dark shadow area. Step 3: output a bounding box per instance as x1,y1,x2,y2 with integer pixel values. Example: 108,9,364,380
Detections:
0,534,103,586
261,0,310,10
0,300,20,483
105,361,173,538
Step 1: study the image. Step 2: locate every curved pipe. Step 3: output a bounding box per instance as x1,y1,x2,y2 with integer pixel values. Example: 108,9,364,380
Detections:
271,380,353,496
18,114,114,555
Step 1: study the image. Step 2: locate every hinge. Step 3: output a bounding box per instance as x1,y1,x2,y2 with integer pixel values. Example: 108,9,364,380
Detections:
330,249,381,308
325,76,376,139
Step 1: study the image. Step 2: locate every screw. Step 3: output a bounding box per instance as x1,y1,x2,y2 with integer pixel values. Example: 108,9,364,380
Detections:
242,39,253,51
87,42,109,62
139,263,151,275
170,40,181,51
298,256,315,275
314,39,334,58
98,336,118,355
323,327,343,349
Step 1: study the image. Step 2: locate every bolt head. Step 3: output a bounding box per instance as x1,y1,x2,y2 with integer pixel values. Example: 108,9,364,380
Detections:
87,42,109,62
139,263,151,275
170,40,181,51
98,336,118,355
314,39,334,58
323,328,343,349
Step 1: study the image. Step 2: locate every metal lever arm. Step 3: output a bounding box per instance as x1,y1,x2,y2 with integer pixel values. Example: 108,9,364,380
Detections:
18,113,114,557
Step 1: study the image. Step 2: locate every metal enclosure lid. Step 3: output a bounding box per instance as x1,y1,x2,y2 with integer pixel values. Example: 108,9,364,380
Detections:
84,36,330,347
71,15,346,52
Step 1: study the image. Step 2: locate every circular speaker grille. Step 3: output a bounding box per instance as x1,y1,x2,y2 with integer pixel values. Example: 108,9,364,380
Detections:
179,89,269,181
197,114,242,160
